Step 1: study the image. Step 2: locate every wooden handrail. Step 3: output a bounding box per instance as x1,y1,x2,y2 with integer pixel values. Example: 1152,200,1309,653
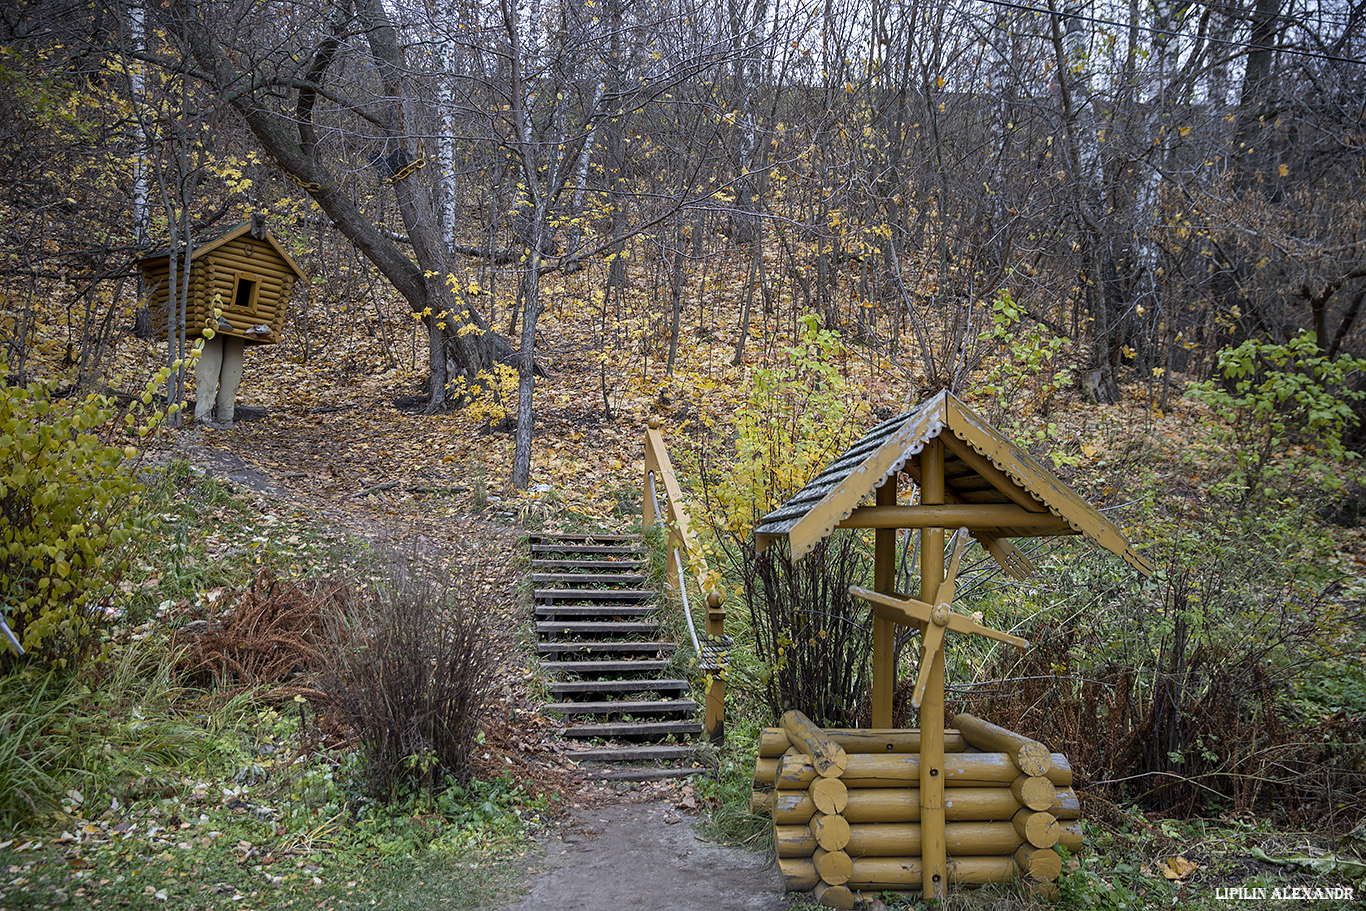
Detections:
644,416,727,743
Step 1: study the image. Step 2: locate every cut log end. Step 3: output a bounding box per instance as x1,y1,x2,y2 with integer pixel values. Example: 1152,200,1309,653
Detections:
1011,775,1058,811
811,777,849,815
813,882,856,910
813,847,853,885
1014,844,1064,882
1012,808,1060,848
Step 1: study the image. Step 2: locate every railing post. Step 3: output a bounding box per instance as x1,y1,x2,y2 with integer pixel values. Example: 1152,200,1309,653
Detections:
644,415,727,745
704,589,727,744
644,417,661,532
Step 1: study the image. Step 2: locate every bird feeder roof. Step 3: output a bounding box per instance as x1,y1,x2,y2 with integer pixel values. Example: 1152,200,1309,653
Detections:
137,220,305,282
753,390,1152,576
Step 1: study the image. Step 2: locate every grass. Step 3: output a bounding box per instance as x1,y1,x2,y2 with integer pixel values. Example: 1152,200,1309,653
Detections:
0,460,548,911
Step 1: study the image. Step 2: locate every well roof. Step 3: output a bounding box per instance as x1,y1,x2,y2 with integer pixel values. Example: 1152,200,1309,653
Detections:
753,390,1152,575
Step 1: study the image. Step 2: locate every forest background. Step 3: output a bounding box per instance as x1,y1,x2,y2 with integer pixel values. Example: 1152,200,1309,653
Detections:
2,0,1366,908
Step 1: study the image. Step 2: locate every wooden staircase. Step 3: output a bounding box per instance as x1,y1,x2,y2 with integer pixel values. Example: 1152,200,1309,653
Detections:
530,532,705,779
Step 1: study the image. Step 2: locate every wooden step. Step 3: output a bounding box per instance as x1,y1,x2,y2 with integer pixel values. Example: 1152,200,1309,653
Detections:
587,767,710,781
529,532,641,544
565,744,702,763
550,678,691,698
536,621,660,636
541,659,673,676
531,573,649,586
563,720,704,739
530,544,642,556
534,604,655,620
543,699,698,717
535,588,656,602
537,641,674,656
531,558,648,571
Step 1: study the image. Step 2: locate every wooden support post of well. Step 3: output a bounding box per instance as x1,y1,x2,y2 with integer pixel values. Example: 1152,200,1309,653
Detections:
919,436,947,900
952,712,1053,777
872,479,898,727
780,710,847,778
705,667,725,744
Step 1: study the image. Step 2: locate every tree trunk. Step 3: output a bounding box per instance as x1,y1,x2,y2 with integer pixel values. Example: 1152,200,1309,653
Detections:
160,0,513,409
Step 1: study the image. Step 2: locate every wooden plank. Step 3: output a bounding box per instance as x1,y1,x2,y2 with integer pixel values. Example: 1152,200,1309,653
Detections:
566,744,699,762
531,573,649,585
563,720,703,738
777,750,1053,788
758,727,969,757
843,821,1023,857
534,588,656,601
540,659,672,675
535,621,659,635
543,699,696,716
845,856,1017,889
549,678,689,696
842,503,1073,532
530,544,642,555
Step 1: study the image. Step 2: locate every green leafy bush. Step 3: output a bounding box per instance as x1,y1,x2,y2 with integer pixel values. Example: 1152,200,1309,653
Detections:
1186,332,1366,507
0,368,149,669
707,313,869,533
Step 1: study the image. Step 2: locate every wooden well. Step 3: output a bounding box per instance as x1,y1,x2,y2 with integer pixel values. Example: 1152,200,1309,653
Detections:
753,711,1081,907
138,217,304,345
750,393,1150,904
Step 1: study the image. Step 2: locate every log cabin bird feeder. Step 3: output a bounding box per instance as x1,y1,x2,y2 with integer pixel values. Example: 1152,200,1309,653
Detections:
751,390,1151,905
137,216,304,346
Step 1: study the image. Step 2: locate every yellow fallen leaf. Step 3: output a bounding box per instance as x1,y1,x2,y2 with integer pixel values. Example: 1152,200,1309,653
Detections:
1158,856,1198,880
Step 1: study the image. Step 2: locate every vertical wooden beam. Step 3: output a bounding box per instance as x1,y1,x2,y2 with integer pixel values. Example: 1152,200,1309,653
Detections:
919,437,947,901
871,479,898,727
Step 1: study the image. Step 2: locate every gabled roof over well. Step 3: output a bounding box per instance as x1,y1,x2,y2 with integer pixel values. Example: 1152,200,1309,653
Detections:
753,390,1152,576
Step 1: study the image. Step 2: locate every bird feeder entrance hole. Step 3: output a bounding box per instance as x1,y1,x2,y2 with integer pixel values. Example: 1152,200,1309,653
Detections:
749,391,1151,905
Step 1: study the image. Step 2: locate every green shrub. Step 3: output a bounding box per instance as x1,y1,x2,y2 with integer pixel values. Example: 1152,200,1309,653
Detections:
737,534,873,727
0,368,150,669
708,313,869,533
1186,332,1366,508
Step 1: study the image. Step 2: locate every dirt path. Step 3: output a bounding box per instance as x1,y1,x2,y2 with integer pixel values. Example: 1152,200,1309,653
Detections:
504,799,787,911
182,435,788,910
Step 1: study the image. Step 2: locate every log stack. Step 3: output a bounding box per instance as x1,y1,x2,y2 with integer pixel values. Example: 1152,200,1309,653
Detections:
752,711,1081,908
